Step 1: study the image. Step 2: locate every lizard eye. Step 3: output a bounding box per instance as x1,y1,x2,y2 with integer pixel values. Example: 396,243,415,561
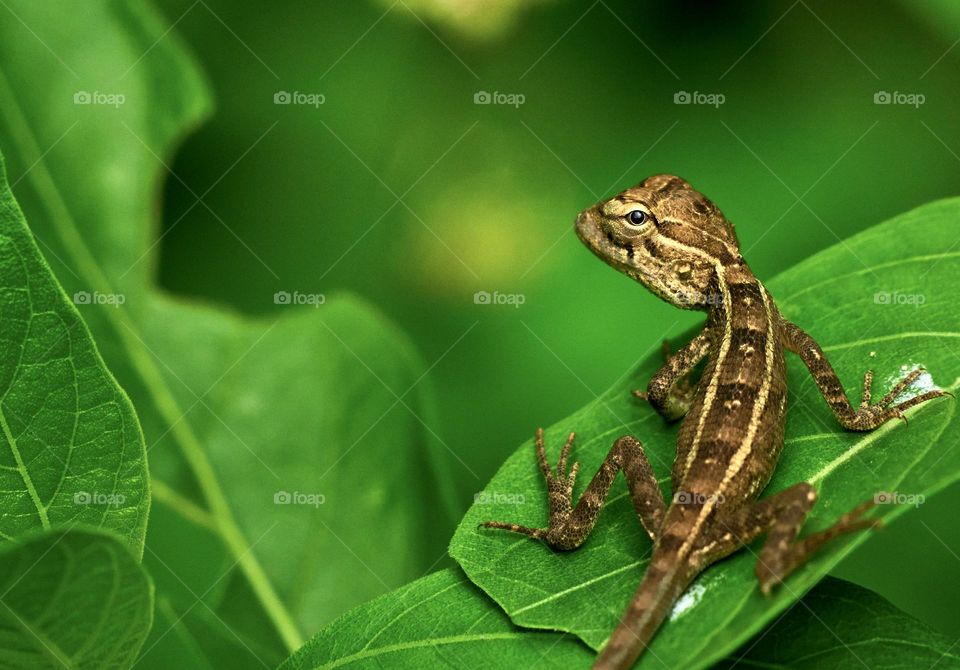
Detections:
626,210,650,226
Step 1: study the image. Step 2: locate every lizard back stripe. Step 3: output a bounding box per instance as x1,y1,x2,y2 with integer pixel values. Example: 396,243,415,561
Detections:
678,280,777,559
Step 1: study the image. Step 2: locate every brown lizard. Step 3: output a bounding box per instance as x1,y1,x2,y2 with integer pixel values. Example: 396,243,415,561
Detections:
481,174,947,669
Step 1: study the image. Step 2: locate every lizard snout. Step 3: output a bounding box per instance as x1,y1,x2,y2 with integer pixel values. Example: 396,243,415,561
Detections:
574,208,599,243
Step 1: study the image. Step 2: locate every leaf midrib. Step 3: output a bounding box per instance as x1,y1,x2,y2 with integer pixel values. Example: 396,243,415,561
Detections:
0,229,49,529
0,600,76,669
0,404,49,528
318,632,549,669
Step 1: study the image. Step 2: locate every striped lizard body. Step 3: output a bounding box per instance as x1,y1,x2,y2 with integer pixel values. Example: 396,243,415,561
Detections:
481,175,947,669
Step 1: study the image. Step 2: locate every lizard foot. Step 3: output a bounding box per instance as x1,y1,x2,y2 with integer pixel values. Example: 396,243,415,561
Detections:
479,428,579,548
756,498,881,595
843,367,948,431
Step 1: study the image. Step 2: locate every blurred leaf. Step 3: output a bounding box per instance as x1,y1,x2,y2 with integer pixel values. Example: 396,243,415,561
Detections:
132,298,458,669
0,154,148,553
450,198,960,668
279,567,594,669
0,528,153,670
716,576,960,669
142,593,284,670
0,0,458,666
896,0,960,43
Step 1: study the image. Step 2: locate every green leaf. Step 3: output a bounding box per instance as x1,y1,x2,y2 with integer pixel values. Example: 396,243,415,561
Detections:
280,572,958,670
0,528,153,670
0,0,458,664
0,154,148,552
279,568,594,670
132,299,458,667
716,576,960,669
450,197,960,668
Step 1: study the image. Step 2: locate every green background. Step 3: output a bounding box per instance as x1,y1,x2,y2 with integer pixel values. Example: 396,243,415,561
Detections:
150,0,960,637
148,0,960,634
6,0,960,650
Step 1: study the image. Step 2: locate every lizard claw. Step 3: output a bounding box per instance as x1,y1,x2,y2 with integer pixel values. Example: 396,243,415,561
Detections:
534,428,552,479
557,432,576,476
480,429,583,547
478,520,546,540
567,461,580,492
845,366,947,431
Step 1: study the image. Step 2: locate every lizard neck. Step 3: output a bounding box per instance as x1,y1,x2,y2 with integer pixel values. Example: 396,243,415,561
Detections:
705,260,758,318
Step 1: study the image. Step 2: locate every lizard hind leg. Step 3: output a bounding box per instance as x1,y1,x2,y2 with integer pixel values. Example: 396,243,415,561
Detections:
479,429,666,551
700,483,880,595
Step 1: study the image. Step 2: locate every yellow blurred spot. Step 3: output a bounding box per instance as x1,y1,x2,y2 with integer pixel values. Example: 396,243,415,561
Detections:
384,0,551,39
399,187,571,296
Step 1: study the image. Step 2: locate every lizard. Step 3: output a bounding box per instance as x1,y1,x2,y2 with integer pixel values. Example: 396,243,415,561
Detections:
480,174,948,669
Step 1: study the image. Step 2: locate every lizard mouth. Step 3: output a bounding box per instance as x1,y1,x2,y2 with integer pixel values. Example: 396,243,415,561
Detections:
575,209,647,280
574,209,605,256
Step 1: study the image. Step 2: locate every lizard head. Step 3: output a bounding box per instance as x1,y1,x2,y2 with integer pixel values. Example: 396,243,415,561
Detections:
575,174,742,310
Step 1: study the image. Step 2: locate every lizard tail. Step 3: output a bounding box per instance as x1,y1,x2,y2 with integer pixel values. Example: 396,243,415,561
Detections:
591,548,696,670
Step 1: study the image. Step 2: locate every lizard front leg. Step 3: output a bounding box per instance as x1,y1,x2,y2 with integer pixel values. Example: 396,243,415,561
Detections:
480,429,665,550
697,483,879,594
780,318,947,430
635,329,712,421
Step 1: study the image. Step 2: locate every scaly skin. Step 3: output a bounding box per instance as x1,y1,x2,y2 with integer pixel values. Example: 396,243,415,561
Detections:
481,175,948,669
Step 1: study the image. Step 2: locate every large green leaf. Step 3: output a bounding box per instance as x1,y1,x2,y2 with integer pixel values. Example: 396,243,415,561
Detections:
0,528,153,670
279,569,958,670
0,1,458,665
716,576,960,669
0,154,148,552
279,568,594,669
450,198,960,668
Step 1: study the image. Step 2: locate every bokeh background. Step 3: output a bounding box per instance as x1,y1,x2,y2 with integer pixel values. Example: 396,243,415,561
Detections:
146,0,960,637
